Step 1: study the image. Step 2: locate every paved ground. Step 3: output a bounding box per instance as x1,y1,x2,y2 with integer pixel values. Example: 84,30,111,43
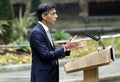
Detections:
0,58,120,82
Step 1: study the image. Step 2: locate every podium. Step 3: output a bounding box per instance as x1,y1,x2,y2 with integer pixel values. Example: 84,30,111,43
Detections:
64,45,115,82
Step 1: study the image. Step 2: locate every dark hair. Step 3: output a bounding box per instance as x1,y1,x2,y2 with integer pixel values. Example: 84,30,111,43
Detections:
37,3,55,21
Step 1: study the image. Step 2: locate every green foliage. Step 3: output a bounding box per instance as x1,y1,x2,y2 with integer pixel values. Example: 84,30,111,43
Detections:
30,0,41,13
0,21,13,44
0,0,14,20
0,21,9,35
0,9,36,44
52,30,72,40
13,39,30,53
11,9,36,41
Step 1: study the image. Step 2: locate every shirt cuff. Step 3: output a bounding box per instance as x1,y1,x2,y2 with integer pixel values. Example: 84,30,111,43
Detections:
63,46,70,52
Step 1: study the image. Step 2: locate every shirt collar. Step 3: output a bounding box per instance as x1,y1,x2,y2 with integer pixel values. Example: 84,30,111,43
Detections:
38,21,49,32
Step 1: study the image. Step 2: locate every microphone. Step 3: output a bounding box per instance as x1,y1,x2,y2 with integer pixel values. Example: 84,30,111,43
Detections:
84,32,105,50
84,33,99,41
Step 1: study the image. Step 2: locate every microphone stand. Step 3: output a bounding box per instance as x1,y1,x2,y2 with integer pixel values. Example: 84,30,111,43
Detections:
97,32,105,51
84,32,105,51
81,16,105,51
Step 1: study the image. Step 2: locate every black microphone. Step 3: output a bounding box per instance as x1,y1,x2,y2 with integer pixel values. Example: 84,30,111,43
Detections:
84,33,99,41
84,32,105,49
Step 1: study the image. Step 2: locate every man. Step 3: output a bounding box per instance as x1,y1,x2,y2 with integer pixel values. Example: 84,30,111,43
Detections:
29,3,83,82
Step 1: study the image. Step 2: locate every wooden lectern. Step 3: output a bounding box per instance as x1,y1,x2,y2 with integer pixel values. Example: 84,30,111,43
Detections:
64,45,115,82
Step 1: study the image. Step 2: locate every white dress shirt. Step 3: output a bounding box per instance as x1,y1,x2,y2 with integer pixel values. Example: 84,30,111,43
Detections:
38,21,53,47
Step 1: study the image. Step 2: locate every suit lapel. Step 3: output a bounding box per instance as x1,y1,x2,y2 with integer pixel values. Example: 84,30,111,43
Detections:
37,23,55,49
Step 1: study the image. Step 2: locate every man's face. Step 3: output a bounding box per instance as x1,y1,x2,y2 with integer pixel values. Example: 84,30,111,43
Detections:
43,8,58,26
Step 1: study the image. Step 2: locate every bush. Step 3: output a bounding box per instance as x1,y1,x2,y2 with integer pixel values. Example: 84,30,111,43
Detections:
52,30,72,40
0,10,36,44
11,9,36,41
0,21,13,44
13,39,31,53
0,0,14,20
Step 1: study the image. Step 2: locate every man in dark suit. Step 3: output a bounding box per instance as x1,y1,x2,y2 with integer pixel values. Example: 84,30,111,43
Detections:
29,3,83,82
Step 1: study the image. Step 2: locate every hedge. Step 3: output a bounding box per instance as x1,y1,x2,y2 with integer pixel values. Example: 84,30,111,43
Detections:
0,0,14,20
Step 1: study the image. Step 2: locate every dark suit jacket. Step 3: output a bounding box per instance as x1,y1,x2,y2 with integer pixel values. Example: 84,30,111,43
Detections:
29,23,70,82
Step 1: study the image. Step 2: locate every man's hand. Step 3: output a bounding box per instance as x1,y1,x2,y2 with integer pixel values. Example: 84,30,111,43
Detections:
64,35,84,50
